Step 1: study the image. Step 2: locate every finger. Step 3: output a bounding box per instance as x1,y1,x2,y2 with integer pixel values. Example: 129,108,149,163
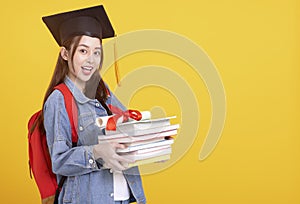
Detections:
115,154,135,164
103,163,111,169
111,142,126,149
110,160,126,171
119,161,129,169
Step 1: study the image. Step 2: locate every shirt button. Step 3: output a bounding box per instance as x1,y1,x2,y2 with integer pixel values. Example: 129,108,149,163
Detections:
110,193,114,197
79,126,83,131
89,159,94,165
95,102,100,107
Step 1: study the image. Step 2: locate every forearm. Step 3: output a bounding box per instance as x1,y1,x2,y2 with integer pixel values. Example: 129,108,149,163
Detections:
51,141,99,176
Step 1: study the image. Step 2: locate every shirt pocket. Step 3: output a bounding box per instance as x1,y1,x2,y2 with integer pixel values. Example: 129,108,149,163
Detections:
78,112,101,145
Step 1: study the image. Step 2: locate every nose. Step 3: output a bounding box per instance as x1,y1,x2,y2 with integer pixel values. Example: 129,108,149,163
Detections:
87,53,94,63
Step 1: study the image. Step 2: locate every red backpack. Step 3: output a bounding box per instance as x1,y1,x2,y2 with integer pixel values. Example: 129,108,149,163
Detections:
28,83,78,204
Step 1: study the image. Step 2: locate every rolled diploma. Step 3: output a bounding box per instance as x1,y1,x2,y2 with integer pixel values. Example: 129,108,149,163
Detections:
129,111,151,121
95,111,151,128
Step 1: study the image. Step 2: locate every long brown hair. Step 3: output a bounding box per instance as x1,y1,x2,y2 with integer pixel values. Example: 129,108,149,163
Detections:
35,35,111,133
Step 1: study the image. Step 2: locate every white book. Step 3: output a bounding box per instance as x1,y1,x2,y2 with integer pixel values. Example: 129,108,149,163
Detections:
115,116,175,128
117,138,174,153
127,154,170,168
98,124,179,139
132,145,171,154
122,147,172,161
103,116,176,135
123,137,168,146
98,128,178,143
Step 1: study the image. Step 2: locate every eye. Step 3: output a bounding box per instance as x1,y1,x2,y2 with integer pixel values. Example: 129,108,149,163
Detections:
79,49,88,54
94,51,101,56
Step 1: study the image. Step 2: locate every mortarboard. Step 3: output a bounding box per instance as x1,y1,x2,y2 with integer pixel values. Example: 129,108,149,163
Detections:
42,5,121,86
42,5,115,46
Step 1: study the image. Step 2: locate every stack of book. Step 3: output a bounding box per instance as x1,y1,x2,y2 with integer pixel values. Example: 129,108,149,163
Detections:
97,112,179,167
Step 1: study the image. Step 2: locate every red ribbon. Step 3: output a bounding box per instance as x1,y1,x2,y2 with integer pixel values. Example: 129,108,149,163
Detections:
106,104,142,131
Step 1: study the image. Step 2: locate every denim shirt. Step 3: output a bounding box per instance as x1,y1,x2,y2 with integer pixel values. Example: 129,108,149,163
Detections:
43,77,146,204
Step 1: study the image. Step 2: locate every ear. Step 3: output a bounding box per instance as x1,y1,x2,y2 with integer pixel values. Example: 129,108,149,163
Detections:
60,47,69,61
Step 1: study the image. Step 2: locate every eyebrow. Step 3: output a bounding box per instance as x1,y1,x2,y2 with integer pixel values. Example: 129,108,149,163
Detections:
78,44,101,49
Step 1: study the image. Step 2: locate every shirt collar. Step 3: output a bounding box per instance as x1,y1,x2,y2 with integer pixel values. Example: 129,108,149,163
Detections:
64,76,92,104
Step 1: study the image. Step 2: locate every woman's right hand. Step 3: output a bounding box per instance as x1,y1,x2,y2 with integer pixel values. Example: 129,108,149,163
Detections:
93,142,133,171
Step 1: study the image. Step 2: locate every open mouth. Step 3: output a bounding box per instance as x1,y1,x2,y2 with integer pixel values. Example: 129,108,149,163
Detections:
81,66,93,75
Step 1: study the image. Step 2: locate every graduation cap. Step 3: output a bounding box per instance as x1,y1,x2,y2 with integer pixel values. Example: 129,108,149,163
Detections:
42,5,122,86
42,5,115,46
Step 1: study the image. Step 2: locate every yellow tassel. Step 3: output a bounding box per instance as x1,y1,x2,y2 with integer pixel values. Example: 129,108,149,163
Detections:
114,38,121,86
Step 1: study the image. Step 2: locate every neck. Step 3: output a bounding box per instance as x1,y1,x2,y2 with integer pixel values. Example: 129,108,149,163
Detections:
74,81,85,92
67,74,86,92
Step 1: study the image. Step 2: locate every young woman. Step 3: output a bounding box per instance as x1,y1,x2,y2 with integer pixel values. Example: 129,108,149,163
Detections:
40,5,146,204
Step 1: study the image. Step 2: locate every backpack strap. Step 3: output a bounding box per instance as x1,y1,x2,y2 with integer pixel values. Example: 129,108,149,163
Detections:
54,83,78,146
53,83,78,204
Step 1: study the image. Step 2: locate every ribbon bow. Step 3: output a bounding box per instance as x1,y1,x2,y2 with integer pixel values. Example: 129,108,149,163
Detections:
106,105,142,131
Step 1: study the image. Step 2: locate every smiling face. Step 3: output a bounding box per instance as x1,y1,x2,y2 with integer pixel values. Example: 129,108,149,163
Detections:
63,35,102,90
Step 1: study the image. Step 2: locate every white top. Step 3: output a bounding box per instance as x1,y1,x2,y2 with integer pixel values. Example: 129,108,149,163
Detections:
113,171,130,201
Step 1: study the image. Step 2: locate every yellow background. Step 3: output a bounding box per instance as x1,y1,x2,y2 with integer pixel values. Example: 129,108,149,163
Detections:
0,0,299,203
